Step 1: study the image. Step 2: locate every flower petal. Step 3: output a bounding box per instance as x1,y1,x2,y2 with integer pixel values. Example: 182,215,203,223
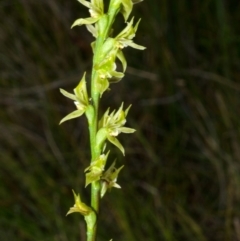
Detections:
118,127,136,133
71,17,99,28
108,71,124,83
116,18,134,39
77,0,91,8
97,77,109,96
107,135,125,155
121,0,133,21
60,88,78,101
73,72,89,105
59,109,86,124
86,24,98,38
117,50,127,72
126,40,146,50
92,0,104,13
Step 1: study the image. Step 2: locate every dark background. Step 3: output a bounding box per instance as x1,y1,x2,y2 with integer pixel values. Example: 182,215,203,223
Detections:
1,0,240,240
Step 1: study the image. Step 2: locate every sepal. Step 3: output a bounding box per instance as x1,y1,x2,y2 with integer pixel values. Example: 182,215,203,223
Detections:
59,109,86,124
72,0,104,28
120,0,133,22
66,190,92,216
107,135,125,155
86,24,98,38
71,17,99,28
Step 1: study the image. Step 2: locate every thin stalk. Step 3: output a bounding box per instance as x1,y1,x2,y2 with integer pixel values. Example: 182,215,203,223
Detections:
89,37,106,214
87,15,118,241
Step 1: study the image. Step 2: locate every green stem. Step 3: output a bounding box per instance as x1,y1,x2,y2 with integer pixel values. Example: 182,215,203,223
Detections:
86,5,122,240
87,19,113,241
90,35,105,214
86,216,97,241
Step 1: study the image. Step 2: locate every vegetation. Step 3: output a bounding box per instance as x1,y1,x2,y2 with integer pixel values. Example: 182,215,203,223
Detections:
1,0,240,240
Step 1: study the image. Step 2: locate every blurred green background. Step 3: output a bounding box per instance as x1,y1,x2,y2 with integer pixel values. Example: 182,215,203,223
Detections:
1,0,240,240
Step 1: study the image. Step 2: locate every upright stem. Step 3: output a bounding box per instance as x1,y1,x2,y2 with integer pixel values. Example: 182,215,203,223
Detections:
87,7,121,241
90,36,105,214
87,29,109,241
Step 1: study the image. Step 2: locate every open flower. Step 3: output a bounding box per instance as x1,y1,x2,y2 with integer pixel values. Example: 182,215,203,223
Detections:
114,17,146,72
95,18,145,85
59,73,89,124
94,38,125,94
115,17,146,50
96,57,124,95
71,0,104,28
96,103,135,155
100,160,124,197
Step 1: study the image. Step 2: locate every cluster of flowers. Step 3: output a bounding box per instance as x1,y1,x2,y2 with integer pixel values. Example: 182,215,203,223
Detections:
60,0,145,217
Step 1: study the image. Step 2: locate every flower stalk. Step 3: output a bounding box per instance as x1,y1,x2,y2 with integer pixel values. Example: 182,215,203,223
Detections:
59,0,145,240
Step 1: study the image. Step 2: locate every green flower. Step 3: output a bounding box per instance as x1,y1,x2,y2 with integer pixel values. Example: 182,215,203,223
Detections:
84,152,109,187
96,103,135,155
59,73,89,124
94,18,145,91
115,17,146,50
88,16,145,95
71,0,104,28
93,38,125,95
100,161,124,197
66,190,92,216
96,58,124,95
